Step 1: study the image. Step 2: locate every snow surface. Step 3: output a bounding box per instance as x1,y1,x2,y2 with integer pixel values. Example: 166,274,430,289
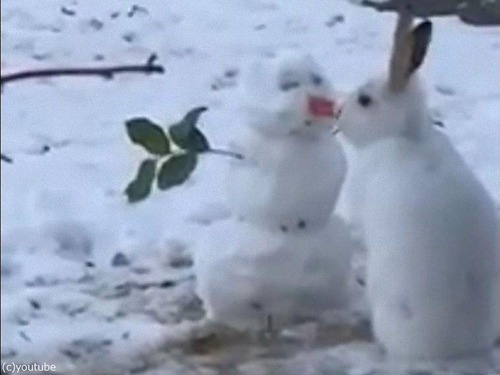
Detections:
1,0,499,374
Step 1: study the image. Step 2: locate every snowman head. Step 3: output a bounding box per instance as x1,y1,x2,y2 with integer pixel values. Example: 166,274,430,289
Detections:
240,51,338,137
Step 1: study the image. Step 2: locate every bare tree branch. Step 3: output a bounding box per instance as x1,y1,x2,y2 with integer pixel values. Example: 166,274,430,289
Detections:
1,54,164,88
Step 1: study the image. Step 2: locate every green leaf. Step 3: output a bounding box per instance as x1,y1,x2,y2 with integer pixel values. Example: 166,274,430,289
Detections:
183,106,208,127
125,159,157,203
126,118,170,155
170,127,210,152
169,107,210,152
169,107,207,141
157,153,197,190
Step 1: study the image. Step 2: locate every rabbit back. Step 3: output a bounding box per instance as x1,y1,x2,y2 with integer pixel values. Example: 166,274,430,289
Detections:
362,132,498,359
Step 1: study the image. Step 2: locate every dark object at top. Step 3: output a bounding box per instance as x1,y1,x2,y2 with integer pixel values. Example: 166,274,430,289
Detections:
457,0,500,26
362,0,461,16
361,0,500,26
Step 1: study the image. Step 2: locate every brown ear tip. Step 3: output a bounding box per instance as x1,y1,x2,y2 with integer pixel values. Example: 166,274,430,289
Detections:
421,20,432,29
417,20,433,34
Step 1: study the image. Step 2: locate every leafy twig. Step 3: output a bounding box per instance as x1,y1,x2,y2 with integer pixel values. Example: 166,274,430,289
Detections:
125,107,246,203
1,54,164,88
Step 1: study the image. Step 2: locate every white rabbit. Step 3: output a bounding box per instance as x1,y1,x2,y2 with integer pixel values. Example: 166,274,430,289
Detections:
225,51,347,232
337,8,499,360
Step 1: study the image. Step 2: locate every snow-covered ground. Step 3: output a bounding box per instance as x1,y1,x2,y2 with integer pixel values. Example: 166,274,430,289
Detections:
1,1,499,374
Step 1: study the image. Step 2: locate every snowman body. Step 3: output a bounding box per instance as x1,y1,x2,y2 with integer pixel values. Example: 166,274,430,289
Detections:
194,52,354,331
195,216,353,331
227,124,346,232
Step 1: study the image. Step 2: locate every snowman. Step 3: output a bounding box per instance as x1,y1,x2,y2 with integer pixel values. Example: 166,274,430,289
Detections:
194,51,359,334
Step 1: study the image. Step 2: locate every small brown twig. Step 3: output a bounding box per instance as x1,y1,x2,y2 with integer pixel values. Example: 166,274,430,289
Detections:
0,53,164,88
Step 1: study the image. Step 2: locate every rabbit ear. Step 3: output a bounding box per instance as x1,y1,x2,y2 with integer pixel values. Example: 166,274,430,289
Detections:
388,5,414,92
407,20,432,77
388,5,432,92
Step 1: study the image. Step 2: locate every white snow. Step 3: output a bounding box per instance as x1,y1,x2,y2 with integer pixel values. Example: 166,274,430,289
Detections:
1,0,499,374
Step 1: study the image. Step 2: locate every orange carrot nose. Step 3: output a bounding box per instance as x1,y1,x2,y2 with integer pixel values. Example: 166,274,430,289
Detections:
308,96,336,118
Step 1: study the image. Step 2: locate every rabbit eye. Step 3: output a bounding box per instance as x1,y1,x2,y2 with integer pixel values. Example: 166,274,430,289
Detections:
280,81,300,91
311,74,323,86
357,93,373,107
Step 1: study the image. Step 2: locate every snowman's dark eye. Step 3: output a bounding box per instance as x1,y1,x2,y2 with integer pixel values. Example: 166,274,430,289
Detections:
311,74,323,86
357,93,373,107
280,81,300,91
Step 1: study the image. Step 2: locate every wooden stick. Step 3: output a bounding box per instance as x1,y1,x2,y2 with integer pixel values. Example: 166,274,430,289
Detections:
1,54,164,87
